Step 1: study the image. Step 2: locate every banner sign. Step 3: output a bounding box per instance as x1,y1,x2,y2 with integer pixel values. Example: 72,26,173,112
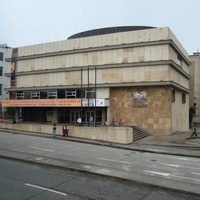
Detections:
10,48,18,87
1,99,81,107
82,99,105,107
1,98,106,107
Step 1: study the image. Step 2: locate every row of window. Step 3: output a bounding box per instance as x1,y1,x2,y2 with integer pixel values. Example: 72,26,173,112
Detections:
0,52,3,61
172,90,186,104
11,89,96,100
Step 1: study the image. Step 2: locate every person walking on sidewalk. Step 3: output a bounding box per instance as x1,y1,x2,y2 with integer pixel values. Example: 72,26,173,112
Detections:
191,127,197,137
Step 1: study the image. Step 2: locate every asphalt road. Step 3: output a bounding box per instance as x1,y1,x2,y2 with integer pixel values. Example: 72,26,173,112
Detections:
0,131,200,196
1,158,200,200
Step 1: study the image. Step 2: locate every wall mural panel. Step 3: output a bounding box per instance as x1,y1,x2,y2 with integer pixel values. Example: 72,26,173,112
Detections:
132,91,147,107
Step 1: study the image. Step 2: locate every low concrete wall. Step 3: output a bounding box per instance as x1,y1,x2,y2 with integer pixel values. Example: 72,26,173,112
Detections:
0,123,133,144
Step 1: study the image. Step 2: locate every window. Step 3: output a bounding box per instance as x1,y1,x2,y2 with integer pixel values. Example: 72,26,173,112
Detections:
66,89,76,98
40,90,47,99
76,89,83,98
0,67,2,76
0,84,2,95
85,88,96,98
177,55,182,67
172,89,175,102
31,91,40,99
182,93,186,104
16,91,24,99
24,91,31,99
47,90,57,99
0,52,3,61
57,89,65,98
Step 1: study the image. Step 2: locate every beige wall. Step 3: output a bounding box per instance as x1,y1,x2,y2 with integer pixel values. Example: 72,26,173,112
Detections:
189,53,200,124
171,90,189,132
109,86,172,135
0,124,133,144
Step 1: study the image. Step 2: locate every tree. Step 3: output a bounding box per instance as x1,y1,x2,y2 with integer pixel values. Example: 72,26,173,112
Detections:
5,107,15,118
189,103,196,128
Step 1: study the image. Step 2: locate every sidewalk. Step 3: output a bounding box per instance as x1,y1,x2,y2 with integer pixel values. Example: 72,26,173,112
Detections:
1,127,200,158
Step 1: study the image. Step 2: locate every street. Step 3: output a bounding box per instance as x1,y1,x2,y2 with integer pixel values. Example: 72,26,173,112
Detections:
0,131,200,196
1,158,200,200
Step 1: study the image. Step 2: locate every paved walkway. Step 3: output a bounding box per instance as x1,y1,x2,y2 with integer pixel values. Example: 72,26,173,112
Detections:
1,127,200,158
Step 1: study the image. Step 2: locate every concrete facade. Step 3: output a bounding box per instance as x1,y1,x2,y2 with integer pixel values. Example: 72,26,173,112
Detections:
3,26,190,135
189,52,200,125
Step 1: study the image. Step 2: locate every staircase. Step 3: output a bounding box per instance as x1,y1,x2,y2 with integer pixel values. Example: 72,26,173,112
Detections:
132,126,151,141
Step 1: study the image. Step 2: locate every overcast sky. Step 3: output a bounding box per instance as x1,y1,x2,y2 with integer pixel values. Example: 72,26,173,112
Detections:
1,0,200,54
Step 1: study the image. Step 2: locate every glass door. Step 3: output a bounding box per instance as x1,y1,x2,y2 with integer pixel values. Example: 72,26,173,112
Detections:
86,111,95,125
70,111,80,124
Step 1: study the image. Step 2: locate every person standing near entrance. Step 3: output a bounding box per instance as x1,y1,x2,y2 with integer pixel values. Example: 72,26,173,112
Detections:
62,125,67,137
52,122,57,137
119,119,123,127
77,117,82,126
89,116,93,126
111,118,115,127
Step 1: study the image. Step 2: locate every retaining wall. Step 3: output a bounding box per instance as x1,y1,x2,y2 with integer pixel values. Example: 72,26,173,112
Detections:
0,123,133,144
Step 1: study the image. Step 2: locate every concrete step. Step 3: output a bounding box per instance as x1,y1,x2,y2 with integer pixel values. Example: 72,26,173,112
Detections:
132,126,151,141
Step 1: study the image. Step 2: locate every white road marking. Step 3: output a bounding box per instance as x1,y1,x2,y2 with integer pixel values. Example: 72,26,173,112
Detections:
25,183,67,196
96,169,110,174
159,163,200,170
29,146,53,152
82,165,92,169
35,157,44,161
144,171,200,183
144,170,170,177
191,172,200,176
172,175,200,182
99,158,131,164
159,163,180,167
171,157,188,161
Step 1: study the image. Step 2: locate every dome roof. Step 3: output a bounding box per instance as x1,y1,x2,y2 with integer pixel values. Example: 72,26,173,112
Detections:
68,26,155,39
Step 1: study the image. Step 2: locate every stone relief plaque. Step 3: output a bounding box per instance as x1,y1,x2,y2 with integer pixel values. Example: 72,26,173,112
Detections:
132,91,147,107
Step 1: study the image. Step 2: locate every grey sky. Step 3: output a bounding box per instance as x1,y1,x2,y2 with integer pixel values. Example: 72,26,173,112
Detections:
1,0,199,54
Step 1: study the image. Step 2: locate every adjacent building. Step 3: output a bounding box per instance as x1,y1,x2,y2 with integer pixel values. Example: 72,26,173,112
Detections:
0,44,10,118
189,51,200,125
2,26,190,135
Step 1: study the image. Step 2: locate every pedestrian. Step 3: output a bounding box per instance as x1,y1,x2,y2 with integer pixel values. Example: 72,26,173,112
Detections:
77,117,82,126
66,126,69,136
52,122,57,137
119,119,123,127
62,125,66,137
191,127,197,137
89,116,93,126
111,118,115,127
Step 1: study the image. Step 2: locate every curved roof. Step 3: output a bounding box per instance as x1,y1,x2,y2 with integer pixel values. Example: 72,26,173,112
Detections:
68,26,155,39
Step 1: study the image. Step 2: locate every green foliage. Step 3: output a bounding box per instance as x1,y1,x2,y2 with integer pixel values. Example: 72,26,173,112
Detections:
189,103,196,128
6,107,15,117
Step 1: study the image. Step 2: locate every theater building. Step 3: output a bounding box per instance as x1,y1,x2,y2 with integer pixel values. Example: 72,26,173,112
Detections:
2,26,190,135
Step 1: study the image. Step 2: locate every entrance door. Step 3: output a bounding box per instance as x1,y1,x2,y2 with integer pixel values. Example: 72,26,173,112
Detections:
86,111,95,124
71,111,80,124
